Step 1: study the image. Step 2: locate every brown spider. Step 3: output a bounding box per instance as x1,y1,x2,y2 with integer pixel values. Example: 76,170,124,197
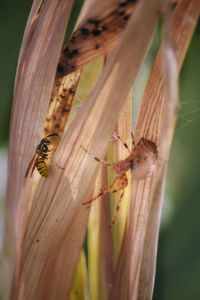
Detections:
82,134,158,228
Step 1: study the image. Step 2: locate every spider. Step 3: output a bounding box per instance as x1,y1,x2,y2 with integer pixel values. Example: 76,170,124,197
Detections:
82,134,158,228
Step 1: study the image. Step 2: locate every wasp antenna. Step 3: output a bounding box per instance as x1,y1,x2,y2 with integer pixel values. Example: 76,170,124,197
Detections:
46,133,59,138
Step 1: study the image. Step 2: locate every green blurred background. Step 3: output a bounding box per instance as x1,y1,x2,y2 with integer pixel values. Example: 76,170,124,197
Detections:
0,1,200,299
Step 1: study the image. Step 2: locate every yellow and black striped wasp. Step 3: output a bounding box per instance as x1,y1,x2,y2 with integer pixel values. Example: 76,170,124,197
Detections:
25,133,58,178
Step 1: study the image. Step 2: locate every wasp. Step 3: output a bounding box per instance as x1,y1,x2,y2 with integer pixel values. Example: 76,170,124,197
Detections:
25,133,58,178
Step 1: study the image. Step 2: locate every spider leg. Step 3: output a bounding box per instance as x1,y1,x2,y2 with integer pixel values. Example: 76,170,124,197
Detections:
131,132,135,149
108,189,125,228
115,135,131,153
108,172,128,228
82,178,121,205
105,177,119,191
81,146,112,168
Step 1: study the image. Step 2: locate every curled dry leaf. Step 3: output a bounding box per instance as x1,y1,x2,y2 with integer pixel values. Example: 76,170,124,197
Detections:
7,0,74,214
4,0,74,297
110,0,200,299
138,1,200,299
44,71,82,137
12,0,166,299
56,0,138,78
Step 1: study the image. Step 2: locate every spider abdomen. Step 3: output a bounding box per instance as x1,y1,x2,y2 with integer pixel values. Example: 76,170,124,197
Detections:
131,138,158,179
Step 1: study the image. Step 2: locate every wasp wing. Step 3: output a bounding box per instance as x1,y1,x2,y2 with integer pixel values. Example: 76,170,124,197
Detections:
25,153,40,178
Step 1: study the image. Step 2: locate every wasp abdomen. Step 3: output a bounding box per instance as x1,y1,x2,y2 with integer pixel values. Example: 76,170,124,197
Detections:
36,158,48,177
